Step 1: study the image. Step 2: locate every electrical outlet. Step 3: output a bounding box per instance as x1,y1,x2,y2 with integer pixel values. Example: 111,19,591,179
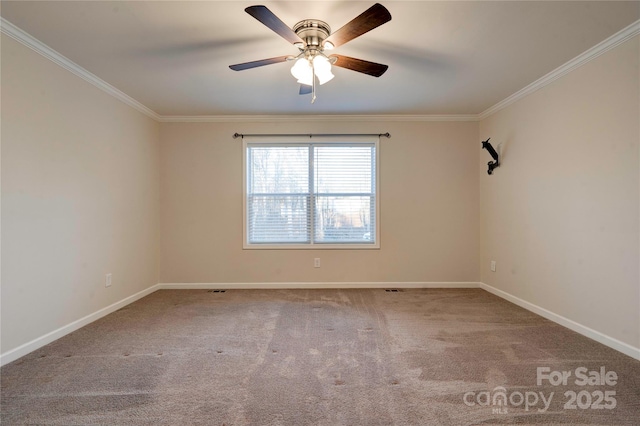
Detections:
105,273,112,287
490,261,496,272
314,258,321,268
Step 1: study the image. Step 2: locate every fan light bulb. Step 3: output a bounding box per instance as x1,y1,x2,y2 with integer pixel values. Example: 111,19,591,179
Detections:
291,58,313,86
313,55,334,85
290,55,334,87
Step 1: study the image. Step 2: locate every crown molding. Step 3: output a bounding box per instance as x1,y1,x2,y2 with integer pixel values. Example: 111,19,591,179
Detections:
478,19,640,121
157,114,479,123
0,17,161,121
3,16,638,124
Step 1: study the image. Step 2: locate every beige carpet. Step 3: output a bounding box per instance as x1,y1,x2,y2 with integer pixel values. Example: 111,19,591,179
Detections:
1,288,639,425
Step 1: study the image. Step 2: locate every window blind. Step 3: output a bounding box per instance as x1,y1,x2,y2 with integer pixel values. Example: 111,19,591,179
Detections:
245,138,378,248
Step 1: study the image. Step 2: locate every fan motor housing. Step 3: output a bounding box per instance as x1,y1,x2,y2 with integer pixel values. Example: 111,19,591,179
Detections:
293,20,331,47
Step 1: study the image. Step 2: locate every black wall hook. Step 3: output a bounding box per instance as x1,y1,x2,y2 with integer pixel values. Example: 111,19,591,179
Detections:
481,138,499,175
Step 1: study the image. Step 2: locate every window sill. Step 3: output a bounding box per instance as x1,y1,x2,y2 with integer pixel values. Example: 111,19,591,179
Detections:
243,243,380,250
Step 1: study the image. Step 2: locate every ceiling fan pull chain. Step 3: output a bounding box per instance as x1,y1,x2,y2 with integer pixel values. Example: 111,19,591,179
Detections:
311,59,317,104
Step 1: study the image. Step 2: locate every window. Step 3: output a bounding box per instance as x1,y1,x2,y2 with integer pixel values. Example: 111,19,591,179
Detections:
243,136,379,249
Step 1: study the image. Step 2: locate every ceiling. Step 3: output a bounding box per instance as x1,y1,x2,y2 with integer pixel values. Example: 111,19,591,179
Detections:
2,1,639,117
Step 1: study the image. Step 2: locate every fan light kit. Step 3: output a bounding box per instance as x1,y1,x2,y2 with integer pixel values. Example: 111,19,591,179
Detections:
229,4,392,103
289,20,336,89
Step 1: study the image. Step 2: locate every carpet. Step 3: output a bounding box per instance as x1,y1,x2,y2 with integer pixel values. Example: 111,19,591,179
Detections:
2,288,639,425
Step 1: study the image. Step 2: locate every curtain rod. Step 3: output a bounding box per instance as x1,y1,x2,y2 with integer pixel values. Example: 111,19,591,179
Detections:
232,132,390,139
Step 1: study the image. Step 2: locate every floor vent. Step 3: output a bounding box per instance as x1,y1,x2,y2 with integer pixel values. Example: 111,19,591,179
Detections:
384,289,403,292
207,289,226,293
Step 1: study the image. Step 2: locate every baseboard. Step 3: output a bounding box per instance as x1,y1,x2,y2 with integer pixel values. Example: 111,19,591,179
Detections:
478,282,640,361
0,284,161,366
158,282,481,290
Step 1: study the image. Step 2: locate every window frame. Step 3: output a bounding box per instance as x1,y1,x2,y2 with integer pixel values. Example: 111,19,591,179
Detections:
242,136,380,250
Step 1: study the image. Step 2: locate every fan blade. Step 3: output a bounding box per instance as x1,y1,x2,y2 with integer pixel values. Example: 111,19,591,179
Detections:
331,55,389,77
299,84,312,95
229,55,290,71
324,3,391,48
245,5,303,45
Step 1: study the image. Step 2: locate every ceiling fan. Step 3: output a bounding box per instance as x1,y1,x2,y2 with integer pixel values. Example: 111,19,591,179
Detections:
229,3,392,103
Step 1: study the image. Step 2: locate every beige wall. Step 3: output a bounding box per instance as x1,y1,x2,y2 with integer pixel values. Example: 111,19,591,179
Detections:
1,35,161,354
160,120,479,284
479,36,640,349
